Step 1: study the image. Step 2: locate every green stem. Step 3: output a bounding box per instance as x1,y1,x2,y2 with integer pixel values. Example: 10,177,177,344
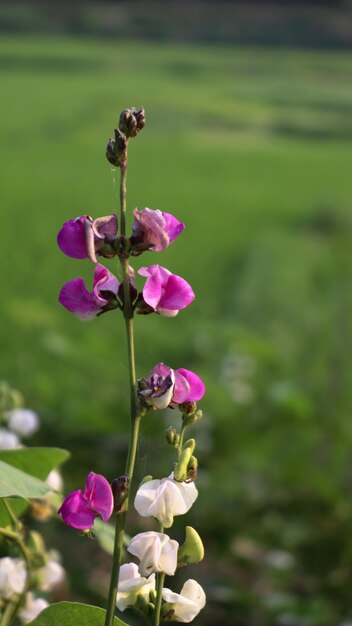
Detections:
105,149,142,626
3,499,20,531
152,523,165,626
0,599,18,626
178,423,187,456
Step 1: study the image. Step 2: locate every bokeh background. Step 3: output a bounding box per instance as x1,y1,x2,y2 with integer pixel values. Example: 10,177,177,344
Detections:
1,1,352,624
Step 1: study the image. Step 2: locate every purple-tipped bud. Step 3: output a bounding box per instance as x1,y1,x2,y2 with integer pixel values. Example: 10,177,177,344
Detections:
58,263,120,321
137,265,194,317
139,363,205,410
58,472,113,531
106,129,128,167
119,107,145,138
131,208,185,255
57,214,118,263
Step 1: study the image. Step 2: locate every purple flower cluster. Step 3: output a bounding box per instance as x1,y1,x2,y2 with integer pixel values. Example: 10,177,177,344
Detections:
57,199,205,530
57,208,192,318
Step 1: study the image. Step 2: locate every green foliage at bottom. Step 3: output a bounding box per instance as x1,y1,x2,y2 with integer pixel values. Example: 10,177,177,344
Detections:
27,602,128,626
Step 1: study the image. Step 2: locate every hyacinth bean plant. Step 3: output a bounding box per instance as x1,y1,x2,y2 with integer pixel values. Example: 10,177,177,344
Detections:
0,108,206,626
57,107,206,625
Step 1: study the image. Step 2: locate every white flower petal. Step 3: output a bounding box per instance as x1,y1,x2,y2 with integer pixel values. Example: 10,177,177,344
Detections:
0,558,26,599
162,579,206,623
134,476,198,528
116,563,155,611
18,593,49,623
128,532,179,577
0,428,20,450
39,559,65,592
8,409,39,437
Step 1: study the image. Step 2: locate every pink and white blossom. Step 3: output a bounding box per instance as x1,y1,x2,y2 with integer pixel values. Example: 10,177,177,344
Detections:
58,264,119,321
18,593,49,624
0,558,26,599
131,208,184,253
138,265,194,317
139,363,205,410
57,214,118,263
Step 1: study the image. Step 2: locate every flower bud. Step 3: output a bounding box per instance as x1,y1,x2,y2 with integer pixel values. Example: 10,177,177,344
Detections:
119,107,145,138
111,474,129,513
106,129,128,167
181,406,203,427
177,527,204,567
165,426,178,446
182,439,196,455
187,456,198,483
174,447,192,482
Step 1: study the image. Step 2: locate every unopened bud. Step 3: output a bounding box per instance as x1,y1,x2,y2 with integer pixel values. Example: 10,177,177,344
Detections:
187,455,198,482
166,426,177,445
138,475,153,488
182,438,196,455
111,474,129,512
119,107,145,138
174,447,192,482
106,129,128,167
177,526,204,567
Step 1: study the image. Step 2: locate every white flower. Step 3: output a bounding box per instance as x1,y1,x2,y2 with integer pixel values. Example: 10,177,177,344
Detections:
134,475,198,528
7,409,39,438
38,559,65,591
46,470,63,492
0,428,20,450
116,563,155,611
18,593,49,623
0,557,26,599
128,531,179,577
162,579,206,623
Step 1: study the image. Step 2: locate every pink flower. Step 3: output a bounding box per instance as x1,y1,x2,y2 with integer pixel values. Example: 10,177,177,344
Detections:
131,208,184,254
58,264,119,321
139,363,205,410
57,214,118,263
58,472,113,531
138,265,194,317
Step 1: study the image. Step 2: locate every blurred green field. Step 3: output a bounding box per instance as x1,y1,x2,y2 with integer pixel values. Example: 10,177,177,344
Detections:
1,35,352,625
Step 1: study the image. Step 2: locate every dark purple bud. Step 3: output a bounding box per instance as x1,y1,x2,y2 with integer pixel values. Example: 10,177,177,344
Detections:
106,129,128,167
111,474,130,512
119,107,145,138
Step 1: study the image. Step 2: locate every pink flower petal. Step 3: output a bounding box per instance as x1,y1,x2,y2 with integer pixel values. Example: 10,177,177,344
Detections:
177,368,205,402
58,490,96,530
139,266,170,309
57,216,92,259
84,472,113,522
158,274,195,312
172,370,191,404
58,278,105,320
162,212,185,245
93,264,120,303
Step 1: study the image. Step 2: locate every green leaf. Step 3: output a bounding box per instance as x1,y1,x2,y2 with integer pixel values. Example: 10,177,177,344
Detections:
0,460,50,500
27,602,128,626
0,447,69,479
0,448,69,526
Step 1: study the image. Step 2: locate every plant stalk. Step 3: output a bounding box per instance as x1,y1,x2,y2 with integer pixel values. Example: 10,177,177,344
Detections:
104,152,141,626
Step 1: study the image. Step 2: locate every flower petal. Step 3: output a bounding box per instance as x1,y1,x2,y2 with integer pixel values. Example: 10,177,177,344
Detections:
139,265,170,309
58,490,95,530
84,472,113,522
158,274,195,313
176,368,205,402
58,278,105,320
162,211,185,245
57,216,91,259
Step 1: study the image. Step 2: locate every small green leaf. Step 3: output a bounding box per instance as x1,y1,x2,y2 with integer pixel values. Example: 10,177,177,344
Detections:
0,460,50,500
27,602,128,625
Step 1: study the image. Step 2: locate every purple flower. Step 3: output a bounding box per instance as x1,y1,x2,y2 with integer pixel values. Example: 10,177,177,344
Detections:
139,363,205,410
59,264,120,320
57,214,118,263
131,208,184,254
138,265,194,317
58,472,113,531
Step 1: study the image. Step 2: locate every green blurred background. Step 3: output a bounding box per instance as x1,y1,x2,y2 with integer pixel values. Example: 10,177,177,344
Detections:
1,1,352,624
